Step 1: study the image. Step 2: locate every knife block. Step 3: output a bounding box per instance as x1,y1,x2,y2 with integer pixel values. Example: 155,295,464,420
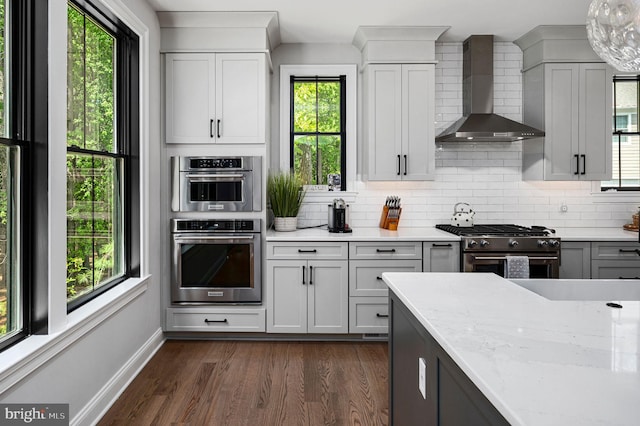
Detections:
379,205,402,230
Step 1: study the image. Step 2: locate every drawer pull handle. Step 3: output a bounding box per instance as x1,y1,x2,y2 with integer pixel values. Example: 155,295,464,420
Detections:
376,249,396,253
298,249,318,253
376,276,383,280
204,318,228,324
376,313,389,318
432,243,452,247
619,276,640,280
619,249,640,256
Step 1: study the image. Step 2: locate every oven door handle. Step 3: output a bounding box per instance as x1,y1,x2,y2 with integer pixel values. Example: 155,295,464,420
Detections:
472,256,559,261
186,174,245,181
173,235,255,241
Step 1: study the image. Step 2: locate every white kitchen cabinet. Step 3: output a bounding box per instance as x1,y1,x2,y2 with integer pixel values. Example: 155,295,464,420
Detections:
522,62,612,181
559,241,591,279
165,52,267,144
266,243,348,334
363,64,435,180
423,241,460,272
591,241,640,279
165,307,266,332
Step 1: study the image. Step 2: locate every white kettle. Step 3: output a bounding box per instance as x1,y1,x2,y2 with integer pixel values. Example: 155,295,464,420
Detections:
450,202,475,227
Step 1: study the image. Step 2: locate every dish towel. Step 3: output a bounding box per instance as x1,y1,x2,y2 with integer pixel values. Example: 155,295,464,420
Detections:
505,256,530,279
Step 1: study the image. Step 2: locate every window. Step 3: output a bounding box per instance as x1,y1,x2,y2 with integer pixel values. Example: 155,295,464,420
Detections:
66,0,139,310
290,76,346,190
602,76,640,190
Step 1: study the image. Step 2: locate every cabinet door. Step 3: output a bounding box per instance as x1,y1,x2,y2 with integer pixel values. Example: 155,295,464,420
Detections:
349,259,422,297
307,260,349,333
559,242,591,279
424,242,460,272
592,261,640,279
165,53,216,144
266,260,308,333
544,63,579,180
579,63,612,180
215,53,266,144
402,64,435,180
366,65,403,180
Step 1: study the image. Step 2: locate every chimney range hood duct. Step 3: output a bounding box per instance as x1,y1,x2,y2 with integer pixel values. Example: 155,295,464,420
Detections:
435,35,544,142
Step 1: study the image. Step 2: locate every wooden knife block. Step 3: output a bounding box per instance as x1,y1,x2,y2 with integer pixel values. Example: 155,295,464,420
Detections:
379,205,402,230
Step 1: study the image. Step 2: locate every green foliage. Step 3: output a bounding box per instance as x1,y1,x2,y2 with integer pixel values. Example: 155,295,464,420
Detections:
267,172,306,217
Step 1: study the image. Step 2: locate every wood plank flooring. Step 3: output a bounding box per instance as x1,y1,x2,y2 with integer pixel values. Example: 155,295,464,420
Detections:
99,340,389,426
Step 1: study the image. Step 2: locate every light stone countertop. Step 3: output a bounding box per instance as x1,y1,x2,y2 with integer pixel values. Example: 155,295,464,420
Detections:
266,226,639,242
383,272,640,426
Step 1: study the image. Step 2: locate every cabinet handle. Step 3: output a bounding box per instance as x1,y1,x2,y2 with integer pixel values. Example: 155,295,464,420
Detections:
574,154,579,175
376,313,389,318
432,243,452,248
619,276,640,279
376,248,396,253
210,119,215,138
403,155,407,176
376,276,383,280
396,155,400,175
204,318,228,324
581,154,586,175
309,266,313,285
217,119,221,138
302,265,306,285
619,249,640,256
298,249,317,253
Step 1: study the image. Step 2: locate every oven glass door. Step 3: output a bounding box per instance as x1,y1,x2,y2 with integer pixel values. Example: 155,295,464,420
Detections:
172,234,260,303
188,173,245,202
465,253,559,279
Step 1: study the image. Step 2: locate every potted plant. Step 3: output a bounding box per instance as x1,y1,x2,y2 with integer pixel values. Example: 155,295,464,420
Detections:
267,171,306,231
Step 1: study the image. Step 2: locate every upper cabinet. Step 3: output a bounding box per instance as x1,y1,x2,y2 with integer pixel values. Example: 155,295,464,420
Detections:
165,53,268,144
363,63,436,180
516,26,613,181
353,26,449,181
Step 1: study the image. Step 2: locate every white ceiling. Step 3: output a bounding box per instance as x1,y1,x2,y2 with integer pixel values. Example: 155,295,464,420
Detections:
145,0,592,44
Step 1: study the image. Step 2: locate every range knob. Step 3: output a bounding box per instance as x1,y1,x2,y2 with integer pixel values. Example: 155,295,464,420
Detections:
468,240,478,248
537,240,549,247
480,239,490,247
548,239,560,248
509,240,519,247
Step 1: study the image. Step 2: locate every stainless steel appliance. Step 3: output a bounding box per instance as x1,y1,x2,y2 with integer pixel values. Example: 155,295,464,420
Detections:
436,224,561,278
328,198,352,233
171,219,261,304
171,156,261,212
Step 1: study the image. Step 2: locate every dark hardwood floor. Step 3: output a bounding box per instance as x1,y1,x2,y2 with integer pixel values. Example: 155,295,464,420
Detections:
99,340,389,426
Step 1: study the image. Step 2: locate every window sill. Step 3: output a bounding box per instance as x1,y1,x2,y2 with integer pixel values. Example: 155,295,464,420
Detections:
0,276,150,394
591,184,640,203
302,190,358,204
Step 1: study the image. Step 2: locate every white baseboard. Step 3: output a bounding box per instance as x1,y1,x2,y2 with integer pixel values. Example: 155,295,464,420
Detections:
72,328,165,426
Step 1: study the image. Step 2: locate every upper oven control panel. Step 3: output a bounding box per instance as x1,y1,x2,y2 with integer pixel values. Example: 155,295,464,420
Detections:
171,219,260,233
189,157,243,169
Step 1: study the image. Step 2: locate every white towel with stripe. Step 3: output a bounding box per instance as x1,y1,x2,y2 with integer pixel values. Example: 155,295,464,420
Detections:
505,256,530,279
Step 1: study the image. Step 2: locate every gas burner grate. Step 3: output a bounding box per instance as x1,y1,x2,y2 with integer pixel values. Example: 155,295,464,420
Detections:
436,224,551,237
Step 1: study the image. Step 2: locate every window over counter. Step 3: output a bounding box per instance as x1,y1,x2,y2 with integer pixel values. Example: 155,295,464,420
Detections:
279,65,357,192
66,0,140,310
602,76,640,191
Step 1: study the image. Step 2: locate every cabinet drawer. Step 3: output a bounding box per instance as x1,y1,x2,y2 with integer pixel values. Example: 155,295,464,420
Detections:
349,297,389,334
591,261,640,280
165,308,266,332
266,242,348,260
349,241,422,260
591,242,640,260
349,260,422,297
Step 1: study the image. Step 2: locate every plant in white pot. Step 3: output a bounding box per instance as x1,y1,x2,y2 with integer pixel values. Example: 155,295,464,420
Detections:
267,171,306,231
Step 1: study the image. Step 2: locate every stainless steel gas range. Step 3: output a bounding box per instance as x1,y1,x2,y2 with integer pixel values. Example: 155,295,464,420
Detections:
436,224,561,278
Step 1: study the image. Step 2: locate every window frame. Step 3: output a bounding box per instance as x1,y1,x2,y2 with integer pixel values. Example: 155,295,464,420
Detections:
66,0,139,311
279,64,357,194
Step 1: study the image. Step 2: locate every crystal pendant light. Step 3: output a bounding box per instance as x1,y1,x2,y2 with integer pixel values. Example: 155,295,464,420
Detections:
586,0,640,71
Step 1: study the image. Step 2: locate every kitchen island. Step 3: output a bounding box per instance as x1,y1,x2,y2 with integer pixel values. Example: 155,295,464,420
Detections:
383,272,640,426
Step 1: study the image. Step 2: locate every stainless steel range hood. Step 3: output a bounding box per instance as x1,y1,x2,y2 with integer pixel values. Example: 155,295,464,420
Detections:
435,35,544,142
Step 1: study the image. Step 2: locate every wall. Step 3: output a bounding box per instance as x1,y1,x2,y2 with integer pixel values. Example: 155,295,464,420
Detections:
272,42,639,229
0,1,163,424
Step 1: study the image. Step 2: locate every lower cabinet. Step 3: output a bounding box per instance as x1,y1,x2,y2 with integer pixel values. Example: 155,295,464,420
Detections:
165,307,266,332
591,241,640,279
266,256,349,334
390,292,509,426
559,241,591,279
423,241,460,272
349,297,389,334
